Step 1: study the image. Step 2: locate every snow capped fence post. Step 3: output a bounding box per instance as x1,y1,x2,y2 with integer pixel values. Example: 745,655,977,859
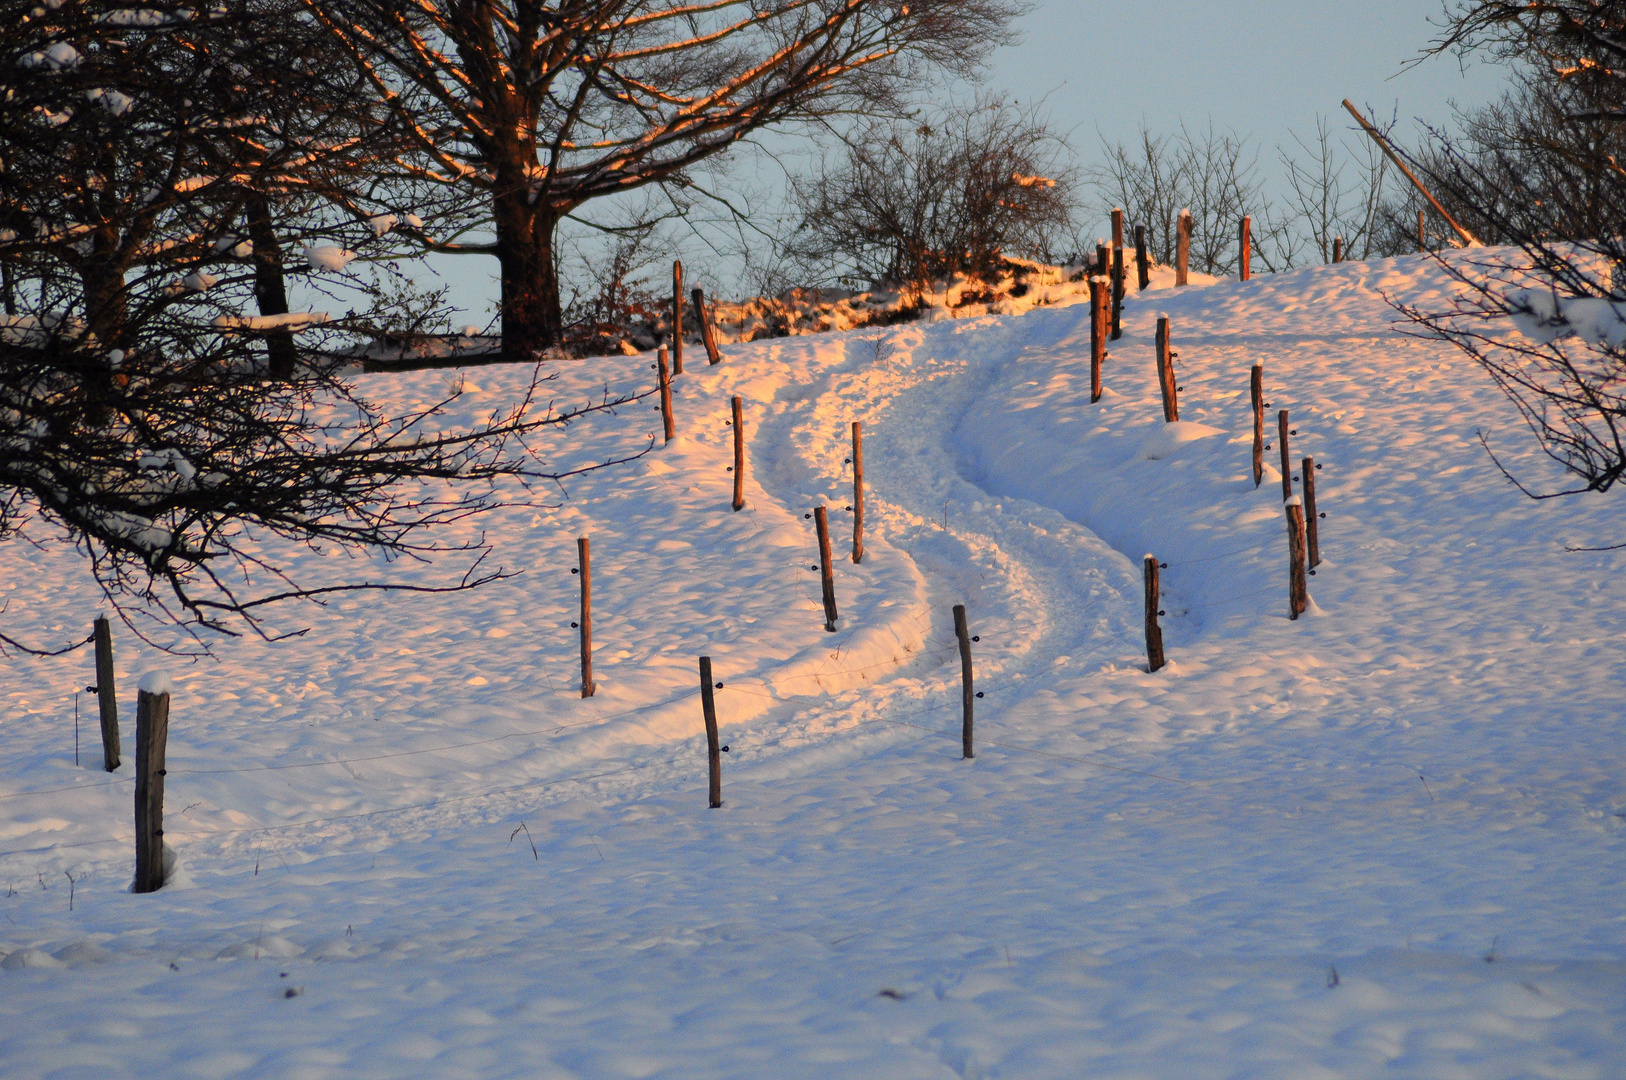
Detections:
133,673,171,894
92,616,120,771
578,537,595,698
1278,410,1292,501
657,346,675,444
953,604,974,759
1111,207,1125,253
694,287,722,365
1096,240,1109,279
732,397,747,512
1090,277,1108,403
698,657,722,809
1135,224,1150,291
815,506,838,632
1250,363,1265,488
1111,245,1125,340
851,422,865,563
1332,236,1343,264
1144,555,1166,672
1176,209,1191,286
671,261,684,375
1239,216,1252,281
1285,497,1309,620
1155,316,1179,422
1302,457,1322,568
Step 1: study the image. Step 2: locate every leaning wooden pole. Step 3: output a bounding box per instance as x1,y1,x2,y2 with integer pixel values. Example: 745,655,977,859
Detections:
1343,99,1480,248
953,604,974,759
693,287,722,365
92,615,120,771
698,656,721,809
132,676,170,894
578,537,595,698
851,421,865,563
1144,555,1166,673
815,506,838,632
731,396,746,512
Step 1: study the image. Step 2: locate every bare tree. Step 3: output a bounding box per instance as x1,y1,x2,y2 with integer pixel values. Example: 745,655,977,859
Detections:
303,0,1027,362
1280,114,1392,263
0,1,639,651
1386,1,1626,504
788,97,1078,291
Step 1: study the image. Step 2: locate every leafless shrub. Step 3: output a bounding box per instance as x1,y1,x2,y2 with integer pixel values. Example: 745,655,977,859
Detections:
788,97,1079,291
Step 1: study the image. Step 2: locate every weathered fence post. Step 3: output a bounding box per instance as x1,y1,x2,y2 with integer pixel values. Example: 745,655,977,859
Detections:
1332,236,1344,264
731,396,746,512
1111,206,1125,252
1155,315,1179,422
1176,210,1191,286
1418,208,1426,252
1135,224,1150,291
1285,497,1309,620
1302,456,1321,568
1144,555,1166,672
578,537,595,698
815,506,838,632
1250,362,1265,488
657,345,675,444
1239,215,1252,281
132,674,170,894
851,421,865,563
92,615,120,772
1090,276,1108,403
698,656,721,808
693,287,722,365
953,604,974,759
1278,409,1292,501
1111,245,1125,340
1096,240,1109,279
671,260,684,375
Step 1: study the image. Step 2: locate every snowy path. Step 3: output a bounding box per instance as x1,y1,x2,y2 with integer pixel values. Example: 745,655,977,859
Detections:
0,254,1622,1078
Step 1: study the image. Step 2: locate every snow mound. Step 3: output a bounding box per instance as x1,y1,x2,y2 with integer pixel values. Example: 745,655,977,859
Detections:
1134,420,1226,460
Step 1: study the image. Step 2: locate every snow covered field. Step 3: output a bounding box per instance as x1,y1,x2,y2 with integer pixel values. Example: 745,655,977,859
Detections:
1,253,1622,1078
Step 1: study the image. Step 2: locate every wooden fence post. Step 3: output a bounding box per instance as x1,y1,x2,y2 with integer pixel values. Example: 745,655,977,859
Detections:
1089,277,1108,403
1332,236,1344,264
133,675,170,894
1176,209,1191,286
731,396,746,512
698,656,721,808
1278,409,1292,501
953,604,974,759
1285,497,1309,620
1239,215,1252,281
1111,207,1125,252
578,537,595,698
1302,456,1321,568
92,615,120,771
1144,555,1165,672
657,345,675,444
1250,362,1265,488
671,260,684,375
815,506,838,632
1111,245,1125,340
1418,208,1426,252
1135,224,1150,291
1096,240,1108,279
693,287,722,365
851,421,865,563
1155,315,1179,422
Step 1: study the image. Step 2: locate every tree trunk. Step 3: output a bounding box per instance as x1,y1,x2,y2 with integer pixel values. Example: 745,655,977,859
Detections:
245,193,297,379
493,189,564,363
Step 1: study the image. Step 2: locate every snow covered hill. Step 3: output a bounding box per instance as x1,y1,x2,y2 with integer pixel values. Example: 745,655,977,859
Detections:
1,252,1622,1079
